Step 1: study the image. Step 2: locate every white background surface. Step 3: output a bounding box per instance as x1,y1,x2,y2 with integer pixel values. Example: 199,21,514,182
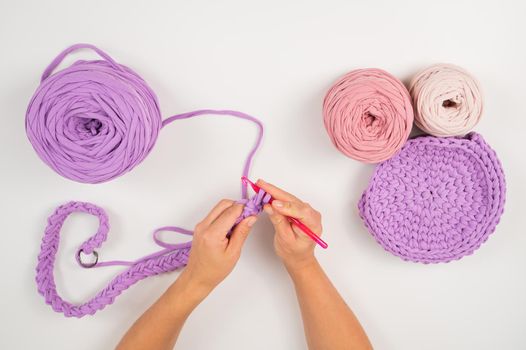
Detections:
0,0,525,349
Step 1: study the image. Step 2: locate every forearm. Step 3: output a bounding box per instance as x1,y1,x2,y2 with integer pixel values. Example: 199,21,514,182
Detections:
287,258,372,350
116,200,254,350
116,271,210,350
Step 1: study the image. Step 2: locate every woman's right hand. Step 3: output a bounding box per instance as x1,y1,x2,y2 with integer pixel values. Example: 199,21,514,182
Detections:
257,181,372,350
256,179,323,273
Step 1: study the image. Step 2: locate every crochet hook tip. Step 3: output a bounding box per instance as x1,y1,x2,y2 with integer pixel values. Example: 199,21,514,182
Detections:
241,176,260,193
241,176,329,250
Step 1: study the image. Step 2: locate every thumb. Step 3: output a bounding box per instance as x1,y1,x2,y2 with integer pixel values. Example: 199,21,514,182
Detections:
264,204,295,239
227,216,257,254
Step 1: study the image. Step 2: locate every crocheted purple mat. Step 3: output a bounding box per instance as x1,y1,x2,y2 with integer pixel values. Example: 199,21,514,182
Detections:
358,132,506,263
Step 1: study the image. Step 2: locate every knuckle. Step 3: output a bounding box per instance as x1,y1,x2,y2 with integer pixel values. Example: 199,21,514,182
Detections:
229,247,241,257
302,203,320,218
229,252,240,261
237,224,250,234
202,234,214,244
220,204,241,221
224,205,239,217
232,202,243,210
276,217,286,226
301,205,313,216
220,199,233,206
194,221,205,231
233,203,244,213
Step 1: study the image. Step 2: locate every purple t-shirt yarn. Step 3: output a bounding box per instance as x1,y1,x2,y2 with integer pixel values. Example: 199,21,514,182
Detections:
358,132,506,263
36,189,270,318
31,44,268,317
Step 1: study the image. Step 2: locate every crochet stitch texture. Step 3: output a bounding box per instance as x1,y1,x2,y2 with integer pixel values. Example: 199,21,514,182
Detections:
358,132,505,263
36,189,270,318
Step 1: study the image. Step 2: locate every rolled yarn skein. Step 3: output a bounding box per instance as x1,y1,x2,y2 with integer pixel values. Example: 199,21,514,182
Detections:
25,44,162,183
28,44,267,318
409,63,483,137
25,44,264,190
323,68,414,163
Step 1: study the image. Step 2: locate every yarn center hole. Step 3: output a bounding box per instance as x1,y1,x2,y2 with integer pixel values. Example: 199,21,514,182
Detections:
363,112,380,129
79,118,103,136
442,99,459,108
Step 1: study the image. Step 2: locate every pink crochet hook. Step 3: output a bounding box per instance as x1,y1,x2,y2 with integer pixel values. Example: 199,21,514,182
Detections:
241,176,328,249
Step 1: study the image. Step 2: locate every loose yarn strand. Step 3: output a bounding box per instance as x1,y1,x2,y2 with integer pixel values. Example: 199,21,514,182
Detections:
41,43,122,81
36,108,266,317
31,44,269,317
38,186,270,317
162,109,264,199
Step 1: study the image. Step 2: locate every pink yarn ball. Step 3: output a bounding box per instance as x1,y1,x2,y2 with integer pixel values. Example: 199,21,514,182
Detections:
409,64,483,137
323,68,414,163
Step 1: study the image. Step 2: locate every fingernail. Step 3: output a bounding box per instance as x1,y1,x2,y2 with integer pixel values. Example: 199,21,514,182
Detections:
246,217,257,227
273,200,284,208
264,206,273,215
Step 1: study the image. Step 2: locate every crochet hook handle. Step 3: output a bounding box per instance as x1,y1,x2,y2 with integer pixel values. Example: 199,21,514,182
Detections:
288,217,328,249
241,176,328,249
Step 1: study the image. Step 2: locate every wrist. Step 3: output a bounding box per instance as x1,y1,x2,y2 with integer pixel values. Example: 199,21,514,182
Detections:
179,269,216,297
165,270,213,312
283,255,318,277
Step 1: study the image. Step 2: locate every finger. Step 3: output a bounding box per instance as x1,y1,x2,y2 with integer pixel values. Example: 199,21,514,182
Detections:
291,224,320,244
256,179,301,203
209,203,244,236
264,204,296,241
271,201,322,233
227,216,257,254
271,200,308,220
200,199,235,226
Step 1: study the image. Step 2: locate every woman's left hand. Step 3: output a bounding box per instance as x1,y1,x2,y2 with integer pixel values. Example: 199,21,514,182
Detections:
181,199,257,295
117,200,257,350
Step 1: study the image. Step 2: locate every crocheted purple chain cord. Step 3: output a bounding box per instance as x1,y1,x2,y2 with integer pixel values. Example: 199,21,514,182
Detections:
358,132,506,263
37,189,269,318
32,44,267,317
